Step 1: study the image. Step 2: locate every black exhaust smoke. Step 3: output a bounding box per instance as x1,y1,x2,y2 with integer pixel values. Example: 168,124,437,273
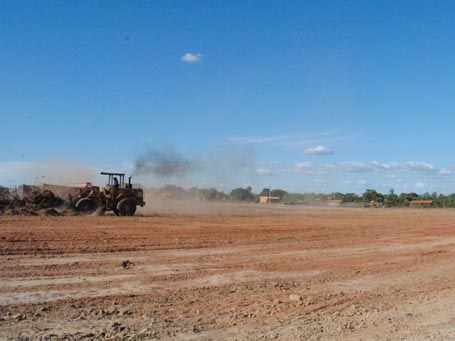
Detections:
134,147,195,178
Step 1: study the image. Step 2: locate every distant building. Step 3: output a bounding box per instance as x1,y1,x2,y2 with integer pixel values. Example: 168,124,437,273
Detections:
410,200,433,208
259,196,281,204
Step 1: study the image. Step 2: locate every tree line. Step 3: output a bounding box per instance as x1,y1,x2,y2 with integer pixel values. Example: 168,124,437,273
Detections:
150,185,455,208
3,184,455,208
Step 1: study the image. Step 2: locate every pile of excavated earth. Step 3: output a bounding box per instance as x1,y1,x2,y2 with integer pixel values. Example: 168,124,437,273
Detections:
0,190,67,216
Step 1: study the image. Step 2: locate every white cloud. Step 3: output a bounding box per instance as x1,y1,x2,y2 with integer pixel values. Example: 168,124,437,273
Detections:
227,131,344,148
291,162,324,176
328,161,376,173
253,167,271,176
304,146,334,155
294,162,314,172
381,161,437,172
438,169,454,176
415,182,428,189
356,179,367,187
181,53,203,63
327,161,443,175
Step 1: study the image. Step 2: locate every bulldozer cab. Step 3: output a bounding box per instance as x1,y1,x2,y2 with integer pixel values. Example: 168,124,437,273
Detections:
101,172,134,190
101,172,126,188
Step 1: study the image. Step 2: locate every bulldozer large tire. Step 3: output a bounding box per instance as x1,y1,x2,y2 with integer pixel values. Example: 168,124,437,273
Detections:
117,198,137,216
75,198,96,214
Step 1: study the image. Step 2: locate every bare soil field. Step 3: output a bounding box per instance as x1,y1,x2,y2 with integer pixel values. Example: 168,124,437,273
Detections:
2,205,455,340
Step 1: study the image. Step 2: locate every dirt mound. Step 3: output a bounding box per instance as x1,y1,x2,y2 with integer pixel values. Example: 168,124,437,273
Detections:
4,207,38,216
41,208,64,216
24,190,63,210
0,189,64,216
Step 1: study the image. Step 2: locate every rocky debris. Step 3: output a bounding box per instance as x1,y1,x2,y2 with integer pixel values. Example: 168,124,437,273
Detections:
13,314,26,321
4,208,39,216
0,187,23,214
121,260,135,269
289,294,303,302
0,200,9,212
42,208,64,216
24,190,63,210
0,189,64,216
19,321,160,340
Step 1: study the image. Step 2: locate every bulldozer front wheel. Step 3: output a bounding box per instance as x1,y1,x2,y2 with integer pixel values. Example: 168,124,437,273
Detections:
75,198,96,214
117,198,137,216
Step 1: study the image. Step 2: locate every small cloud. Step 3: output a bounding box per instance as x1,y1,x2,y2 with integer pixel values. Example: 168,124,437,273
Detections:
304,146,334,155
227,132,341,148
292,162,322,176
253,167,271,176
181,53,203,63
382,161,436,172
295,162,314,171
415,182,428,189
438,169,453,176
356,179,367,187
328,161,373,173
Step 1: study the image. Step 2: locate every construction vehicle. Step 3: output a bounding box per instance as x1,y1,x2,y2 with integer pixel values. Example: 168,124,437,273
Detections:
72,172,145,216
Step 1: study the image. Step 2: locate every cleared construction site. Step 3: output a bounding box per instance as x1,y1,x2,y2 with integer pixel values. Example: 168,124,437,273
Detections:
2,205,455,339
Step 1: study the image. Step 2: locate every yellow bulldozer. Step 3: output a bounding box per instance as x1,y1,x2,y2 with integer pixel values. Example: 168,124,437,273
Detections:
72,172,145,216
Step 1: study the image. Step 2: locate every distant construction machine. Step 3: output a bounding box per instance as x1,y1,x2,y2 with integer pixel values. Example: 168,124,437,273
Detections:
73,172,145,216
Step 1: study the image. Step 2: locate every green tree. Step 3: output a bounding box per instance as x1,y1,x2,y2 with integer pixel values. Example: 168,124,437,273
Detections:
385,189,399,207
271,189,288,199
362,189,384,203
398,192,420,206
199,188,227,201
446,194,455,208
283,193,305,204
259,188,271,197
230,187,255,202
343,193,361,202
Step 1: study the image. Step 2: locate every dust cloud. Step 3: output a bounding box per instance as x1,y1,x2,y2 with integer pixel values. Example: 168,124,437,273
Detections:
137,193,287,216
132,145,273,215
133,145,262,190
19,160,99,186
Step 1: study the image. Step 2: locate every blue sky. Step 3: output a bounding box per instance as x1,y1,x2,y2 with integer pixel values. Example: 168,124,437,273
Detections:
2,1,455,193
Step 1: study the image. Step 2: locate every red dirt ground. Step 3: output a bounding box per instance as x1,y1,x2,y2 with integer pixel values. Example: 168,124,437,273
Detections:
2,205,455,340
